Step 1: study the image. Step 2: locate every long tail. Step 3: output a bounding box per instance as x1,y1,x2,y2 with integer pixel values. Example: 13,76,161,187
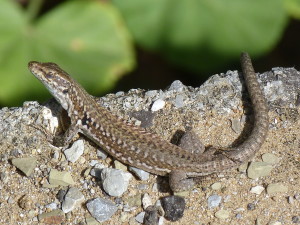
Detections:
229,52,269,161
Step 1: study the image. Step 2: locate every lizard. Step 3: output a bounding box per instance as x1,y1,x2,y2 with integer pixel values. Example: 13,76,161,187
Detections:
28,52,269,192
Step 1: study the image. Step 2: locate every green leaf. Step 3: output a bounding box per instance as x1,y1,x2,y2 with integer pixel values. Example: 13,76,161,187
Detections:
0,0,30,104
284,0,300,18
0,0,135,106
113,0,288,72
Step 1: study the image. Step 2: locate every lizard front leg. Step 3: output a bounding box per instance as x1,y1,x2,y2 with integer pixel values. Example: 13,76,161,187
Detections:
53,118,80,147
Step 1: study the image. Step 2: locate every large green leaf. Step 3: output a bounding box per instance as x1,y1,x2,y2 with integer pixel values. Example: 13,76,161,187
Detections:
113,0,288,72
285,0,300,18
0,0,135,106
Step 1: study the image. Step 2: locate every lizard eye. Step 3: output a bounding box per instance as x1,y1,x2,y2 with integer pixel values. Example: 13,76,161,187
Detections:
62,89,68,94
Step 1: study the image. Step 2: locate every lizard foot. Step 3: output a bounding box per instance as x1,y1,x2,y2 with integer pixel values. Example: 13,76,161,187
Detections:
169,170,220,192
211,147,243,164
169,170,196,192
193,173,219,187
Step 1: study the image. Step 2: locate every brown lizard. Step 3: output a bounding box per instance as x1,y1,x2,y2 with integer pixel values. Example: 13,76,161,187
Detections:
28,52,269,192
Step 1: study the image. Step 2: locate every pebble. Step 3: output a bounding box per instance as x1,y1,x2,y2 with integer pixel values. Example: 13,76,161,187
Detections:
207,194,222,208
129,167,150,180
63,140,84,163
144,205,160,225
266,183,288,195
11,157,37,176
56,189,68,202
235,208,245,212
86,198,117,222
161,195,185,221
115,91,124,96
223,195,231,203
231,118,242,134
85,215,99,225
38,209,65,225
62,187,85,213
236,213,242,219
119,212,129,223
83,168,91,178
261,153,279,164
247,162,273,179
137,184,149,190
238,162,248,172
114,160,127,171
247,203,255,210
292,216,299,223
145,90,158,98
31,215,38,222
174,95,185,108
288,196,294,204
42,181,58,189
89,163,105,179
52,150,60,160
89,160,100,166
101,168,132,197
152,183,158,192
45,202,58,210
10,149,22,157
250,185,265,195
96,148,108,160
155,199,162,208
0,171,8,183
211,182,222,190
151,99,165,112
215,209,230,219
256,217,263,225
18,194,34,210
174,190,189,197
130,110,155,128
168,80,185,91
135,212,145,223
7,196,14,204
158,216,164,225
269,222,282,225
0,153,9,162
142,193,153,210
126,194,142,208
78,156,85,164
49,169,75,186
114,197,122,206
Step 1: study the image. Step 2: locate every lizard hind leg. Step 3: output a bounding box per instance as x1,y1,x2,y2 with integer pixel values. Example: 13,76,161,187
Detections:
169,170,219,192
169,130,216,192
169,170,218,192
169,170,196,192
210,147,244,164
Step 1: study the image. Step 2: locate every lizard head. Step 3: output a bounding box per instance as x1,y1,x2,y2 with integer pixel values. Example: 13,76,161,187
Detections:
28,61,80,111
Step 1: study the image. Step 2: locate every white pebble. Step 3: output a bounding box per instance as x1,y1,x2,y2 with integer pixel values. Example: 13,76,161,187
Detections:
151,99,165,112
250,185,265,195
